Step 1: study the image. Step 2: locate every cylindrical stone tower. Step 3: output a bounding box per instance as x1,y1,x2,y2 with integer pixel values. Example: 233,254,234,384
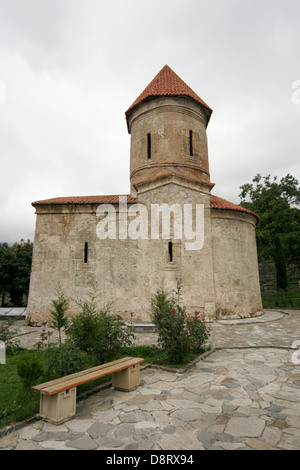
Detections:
125,65,213,193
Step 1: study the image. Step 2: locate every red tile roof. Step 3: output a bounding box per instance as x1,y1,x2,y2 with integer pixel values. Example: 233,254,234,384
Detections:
32,193,260,222
126,65,212,120
210,195,260,223
32,195,137,205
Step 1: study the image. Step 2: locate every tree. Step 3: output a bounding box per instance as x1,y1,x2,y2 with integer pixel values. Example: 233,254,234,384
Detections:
0,240,33,306
274,234,288,291
0,243,14,306
49,287,70,346
239,174,300,262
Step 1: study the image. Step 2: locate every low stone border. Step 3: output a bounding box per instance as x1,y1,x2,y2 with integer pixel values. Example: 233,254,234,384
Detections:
215,309,288,325
0,415,41,439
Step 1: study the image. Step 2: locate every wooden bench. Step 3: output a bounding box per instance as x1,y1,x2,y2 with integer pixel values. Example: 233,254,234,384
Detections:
32,356,144,424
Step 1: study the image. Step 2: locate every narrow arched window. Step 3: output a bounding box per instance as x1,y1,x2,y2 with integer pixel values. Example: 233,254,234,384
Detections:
84,242,88,263
189,130,193,156
147,133,151,159
168,241,173,262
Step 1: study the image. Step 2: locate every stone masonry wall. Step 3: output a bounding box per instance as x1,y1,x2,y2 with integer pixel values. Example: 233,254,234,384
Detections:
136,179,216,319
128,97,210,191
26,185,263,324
26,180,218,324
211,209,263,318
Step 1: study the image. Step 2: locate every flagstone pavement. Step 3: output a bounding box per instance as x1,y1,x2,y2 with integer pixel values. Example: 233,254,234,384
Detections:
0,309,299,450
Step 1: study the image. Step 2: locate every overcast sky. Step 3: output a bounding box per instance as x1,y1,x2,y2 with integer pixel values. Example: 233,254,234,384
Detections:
0,0,299,244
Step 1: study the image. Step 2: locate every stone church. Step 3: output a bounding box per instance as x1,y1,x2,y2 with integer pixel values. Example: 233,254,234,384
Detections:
26,65,263,324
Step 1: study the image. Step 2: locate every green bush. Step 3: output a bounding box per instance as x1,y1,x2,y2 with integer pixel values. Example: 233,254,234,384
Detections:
0,319,20,352
150,287,187,363
17,357,44,393
49,287,70,346
43,343,97,381
150,286,210,364
185,312,210,354
66,290,133,363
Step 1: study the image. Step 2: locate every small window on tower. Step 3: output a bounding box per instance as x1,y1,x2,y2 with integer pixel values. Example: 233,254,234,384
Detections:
84,242,88,264
189,130,193,156
168,241,173,263
147,133,151,159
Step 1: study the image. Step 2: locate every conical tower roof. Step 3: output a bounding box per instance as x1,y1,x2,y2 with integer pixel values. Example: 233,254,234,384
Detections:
126,65,212,125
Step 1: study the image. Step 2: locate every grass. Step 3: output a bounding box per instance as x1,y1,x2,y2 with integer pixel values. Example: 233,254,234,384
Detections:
0,349,41,428
261,289,300,309
0,344,208,430
121,344,207,369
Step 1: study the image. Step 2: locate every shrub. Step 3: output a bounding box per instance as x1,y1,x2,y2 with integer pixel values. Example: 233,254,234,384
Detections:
150,286,210,364
17,357,44,393
66,289,133,363
150,287,188,364
185,312,210,354
44,343,97,380
0,319,20,352
35,329,54,350
49,288,70,346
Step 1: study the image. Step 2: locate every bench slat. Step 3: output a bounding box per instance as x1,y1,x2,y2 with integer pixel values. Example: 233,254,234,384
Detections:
32,357,133,392
32,357,144,395
41,358,144,395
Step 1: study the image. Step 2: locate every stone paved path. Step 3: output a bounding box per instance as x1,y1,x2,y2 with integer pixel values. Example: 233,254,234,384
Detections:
0,310,299,450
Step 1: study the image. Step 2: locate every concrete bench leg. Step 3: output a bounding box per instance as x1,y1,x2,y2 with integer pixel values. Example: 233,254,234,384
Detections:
112,364,141,391
39,388,77,424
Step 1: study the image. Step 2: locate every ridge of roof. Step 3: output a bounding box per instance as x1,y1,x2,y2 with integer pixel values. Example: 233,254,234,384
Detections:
32,195,137,206
126,65,212,118
32,192,260,223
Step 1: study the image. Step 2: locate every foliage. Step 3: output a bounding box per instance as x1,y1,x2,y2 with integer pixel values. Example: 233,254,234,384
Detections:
43,343,97,381
239,174,300,261
35,329,54,350
261,290,300,309
66,289,133,363
122,344,205,368
17,357,44,394
49,287,70,346
150,285,210,364
0,318,20,352
0,350,41,427
274,234,288,291
0,239,33,306
185,312,210,353
150,287,188,363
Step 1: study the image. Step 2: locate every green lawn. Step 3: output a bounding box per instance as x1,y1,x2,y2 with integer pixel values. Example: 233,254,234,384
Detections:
261,290,300,309
0,349,41,428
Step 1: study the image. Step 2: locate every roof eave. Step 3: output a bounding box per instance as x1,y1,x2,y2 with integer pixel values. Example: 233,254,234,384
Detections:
125,94,213,133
